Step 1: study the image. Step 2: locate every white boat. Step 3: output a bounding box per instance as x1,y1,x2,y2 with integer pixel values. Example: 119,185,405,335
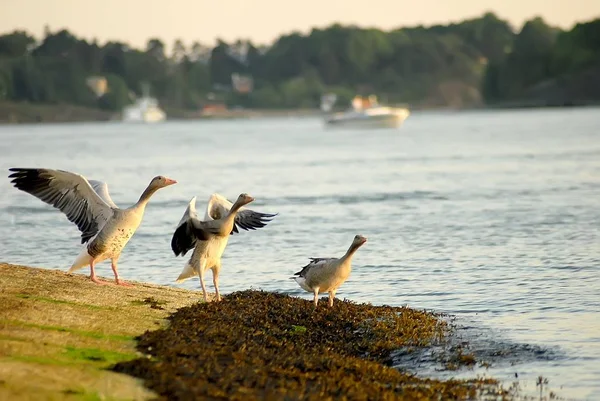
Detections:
122,85,166,123
323,95,410,129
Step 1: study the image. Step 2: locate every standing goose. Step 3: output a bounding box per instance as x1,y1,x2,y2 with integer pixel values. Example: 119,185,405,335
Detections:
171,193,277,302
292,235,367,307
8,168,177,286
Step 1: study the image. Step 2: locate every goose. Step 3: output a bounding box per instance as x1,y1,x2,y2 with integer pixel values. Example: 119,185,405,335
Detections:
8,167,177,286
291,235,367,307
171,193,277,302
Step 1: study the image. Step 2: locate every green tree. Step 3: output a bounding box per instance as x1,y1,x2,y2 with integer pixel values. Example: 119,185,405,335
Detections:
0,31,36,59
97,74,131,111
484,17,558,102
0,14,598,111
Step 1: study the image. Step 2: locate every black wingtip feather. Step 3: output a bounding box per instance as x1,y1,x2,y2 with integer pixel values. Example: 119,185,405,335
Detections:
230,210,278,235
8,167,101,244
171,223,195,257
171,219,213,257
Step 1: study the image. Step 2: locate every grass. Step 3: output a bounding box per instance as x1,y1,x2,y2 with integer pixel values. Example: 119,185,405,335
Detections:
1,320,135,341
0,262,203,401
15,294,109,310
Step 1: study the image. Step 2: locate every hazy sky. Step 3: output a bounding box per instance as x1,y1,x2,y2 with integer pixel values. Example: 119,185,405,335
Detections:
2,0,599,50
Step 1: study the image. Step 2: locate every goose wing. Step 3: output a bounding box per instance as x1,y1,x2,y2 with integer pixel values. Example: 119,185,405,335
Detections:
294,257,338,278
177,196,198,227
171,197,208,257
205,193,277,234
8,168,115,244
88,180,119,209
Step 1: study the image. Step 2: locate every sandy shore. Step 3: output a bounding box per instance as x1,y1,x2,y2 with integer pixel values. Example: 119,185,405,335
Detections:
0,262,203,400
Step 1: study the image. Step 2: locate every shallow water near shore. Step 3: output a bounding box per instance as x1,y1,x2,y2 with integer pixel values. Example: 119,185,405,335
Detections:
1,108,599,400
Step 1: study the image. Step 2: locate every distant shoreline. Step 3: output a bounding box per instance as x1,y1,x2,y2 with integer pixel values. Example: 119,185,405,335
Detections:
1,100,598,125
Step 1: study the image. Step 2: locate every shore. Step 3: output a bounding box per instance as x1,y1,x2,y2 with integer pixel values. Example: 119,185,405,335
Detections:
0,262,203,400
2,100,597,125
0,102,115,124
1,263,509,400
0,101,324,124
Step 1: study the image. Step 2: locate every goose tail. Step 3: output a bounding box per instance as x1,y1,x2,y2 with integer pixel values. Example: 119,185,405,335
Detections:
68,246,92,273
175,262,196,283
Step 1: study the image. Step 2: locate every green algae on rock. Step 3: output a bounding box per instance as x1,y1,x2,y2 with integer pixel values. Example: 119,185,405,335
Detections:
113,290,501,400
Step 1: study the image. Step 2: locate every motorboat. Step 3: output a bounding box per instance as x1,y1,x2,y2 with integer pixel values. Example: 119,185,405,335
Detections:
322,94,410,129
122,84,166,123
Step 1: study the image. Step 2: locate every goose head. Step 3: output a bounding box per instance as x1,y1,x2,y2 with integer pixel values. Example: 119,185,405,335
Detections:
149,175,178,190
234,192,255,207
138,175,177,204
236,192,254,205
352,234,368,248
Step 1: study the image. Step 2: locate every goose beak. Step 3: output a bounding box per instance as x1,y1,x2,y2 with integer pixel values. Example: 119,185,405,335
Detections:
165,178,177,186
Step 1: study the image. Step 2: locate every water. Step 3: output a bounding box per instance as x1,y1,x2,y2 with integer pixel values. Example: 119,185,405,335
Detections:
1,108,599,400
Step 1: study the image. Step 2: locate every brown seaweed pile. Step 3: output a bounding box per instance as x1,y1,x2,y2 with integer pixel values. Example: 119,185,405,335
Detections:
113,290,501,400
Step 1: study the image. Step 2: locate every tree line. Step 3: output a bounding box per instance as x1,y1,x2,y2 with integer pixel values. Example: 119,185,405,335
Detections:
0,13,598,112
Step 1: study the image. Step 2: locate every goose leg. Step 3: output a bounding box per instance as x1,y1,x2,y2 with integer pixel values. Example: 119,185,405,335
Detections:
111,258,132,287
313,288,320,308
198,268,209,303
89,259,108,285
212,267,221,302
328,291,336,308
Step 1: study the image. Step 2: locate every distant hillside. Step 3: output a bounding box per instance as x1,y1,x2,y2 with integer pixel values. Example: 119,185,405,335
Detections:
482,19,600,106
489,63,600,108
0,13,598,120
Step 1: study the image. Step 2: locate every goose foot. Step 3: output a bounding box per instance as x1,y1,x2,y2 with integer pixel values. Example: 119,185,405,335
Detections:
90,276,110,285
110,261,132,286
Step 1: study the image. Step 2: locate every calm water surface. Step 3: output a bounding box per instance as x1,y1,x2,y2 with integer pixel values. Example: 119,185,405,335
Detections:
0,108,599,400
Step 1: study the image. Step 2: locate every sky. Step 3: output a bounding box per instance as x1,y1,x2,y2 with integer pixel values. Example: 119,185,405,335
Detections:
1,0,599,51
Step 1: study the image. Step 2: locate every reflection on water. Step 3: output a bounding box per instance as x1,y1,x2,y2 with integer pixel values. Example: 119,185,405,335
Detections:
0,108,599,400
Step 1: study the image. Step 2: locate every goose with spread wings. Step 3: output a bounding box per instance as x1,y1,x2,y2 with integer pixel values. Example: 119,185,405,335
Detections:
8,168,177,286
292,235,367,307
171,193,277,302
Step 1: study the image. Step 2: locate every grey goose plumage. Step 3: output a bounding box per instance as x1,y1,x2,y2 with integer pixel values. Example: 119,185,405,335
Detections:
292,235,367,307
172,193,277,302
8,167,177,285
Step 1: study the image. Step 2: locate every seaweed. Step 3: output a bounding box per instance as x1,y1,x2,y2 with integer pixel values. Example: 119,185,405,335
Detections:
113,290,502,400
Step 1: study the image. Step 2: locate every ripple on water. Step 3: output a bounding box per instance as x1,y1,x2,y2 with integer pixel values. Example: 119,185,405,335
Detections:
1,110,599,399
